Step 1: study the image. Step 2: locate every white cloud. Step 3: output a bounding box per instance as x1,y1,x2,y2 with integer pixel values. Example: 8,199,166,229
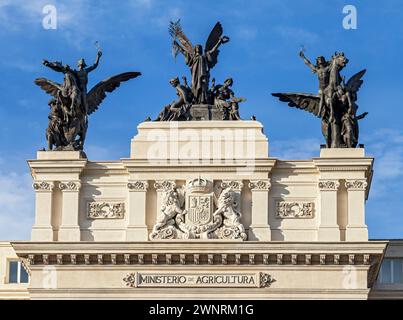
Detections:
0,171,34,240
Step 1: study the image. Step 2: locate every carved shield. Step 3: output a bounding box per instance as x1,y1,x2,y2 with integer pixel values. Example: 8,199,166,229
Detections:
186,195,213,226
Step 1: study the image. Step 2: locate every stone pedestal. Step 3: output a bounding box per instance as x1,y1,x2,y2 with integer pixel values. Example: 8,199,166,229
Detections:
28,151,87,242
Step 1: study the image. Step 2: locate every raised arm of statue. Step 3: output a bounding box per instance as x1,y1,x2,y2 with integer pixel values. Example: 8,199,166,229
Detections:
43,60,69,73
207,36,230,55
299,51,317,73
86,50,102,73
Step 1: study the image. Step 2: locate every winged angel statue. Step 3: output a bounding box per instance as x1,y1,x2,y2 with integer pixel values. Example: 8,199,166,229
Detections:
169,19,230,104
35,50,141,151
272,52,368,148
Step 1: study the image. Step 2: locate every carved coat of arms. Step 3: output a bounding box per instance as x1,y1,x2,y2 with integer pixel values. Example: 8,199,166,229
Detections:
149,178,247,241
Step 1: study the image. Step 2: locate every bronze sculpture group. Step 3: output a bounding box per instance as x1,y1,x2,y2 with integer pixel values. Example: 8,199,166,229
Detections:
35,19,368,151
272,51,368,148
35,49,141,151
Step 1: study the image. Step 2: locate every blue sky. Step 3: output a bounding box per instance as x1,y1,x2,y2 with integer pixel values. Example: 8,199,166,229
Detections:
0,0,402,240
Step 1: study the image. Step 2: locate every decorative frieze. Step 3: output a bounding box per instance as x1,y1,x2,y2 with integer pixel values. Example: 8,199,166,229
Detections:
127,180,149,191
59,181,81,192
318,180,340,191
180,254,186,265
248,180,271,191
166,254,172,265
33,181,54,191
276,201,314,219
345,180,368,191
208,254,214,265
221,180,244,191
19,252,377,266
111,254,117,265
87,202,125,219
349,254,355,265
152,254,158,265
235,254,241,265
249,254,255,265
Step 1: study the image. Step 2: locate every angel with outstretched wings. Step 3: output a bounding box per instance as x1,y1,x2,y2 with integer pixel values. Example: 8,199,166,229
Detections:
35,52,141,151
169,20,230,104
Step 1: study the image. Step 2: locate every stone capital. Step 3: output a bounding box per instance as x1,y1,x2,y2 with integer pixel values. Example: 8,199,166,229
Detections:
221,180,244,191
318,180,340,191
154,180,176,192
127,180,149,192
33,181,54,192
248,180,271,191
59,181,81,192
345,179,368,191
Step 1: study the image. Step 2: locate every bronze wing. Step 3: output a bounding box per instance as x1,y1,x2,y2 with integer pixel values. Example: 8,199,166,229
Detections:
204,22,223,68
345,69,366,95
34,78,63,98
272,93,321,118
86,72,141,115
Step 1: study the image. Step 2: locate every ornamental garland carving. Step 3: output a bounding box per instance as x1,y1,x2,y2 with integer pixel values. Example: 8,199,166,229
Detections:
276,201,314,219
154,180,176,192
127,181,149,191
33,181,54,191
221,180,244,191
345,180,368,191
249,180,271,191
87,202,125,219
59,181,81,191
318,180,340,191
